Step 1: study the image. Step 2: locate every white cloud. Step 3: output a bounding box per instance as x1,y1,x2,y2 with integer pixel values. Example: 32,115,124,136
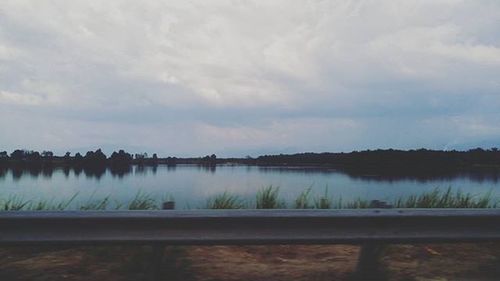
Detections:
0,0,500,154
0,44,21,61
0,90,44,106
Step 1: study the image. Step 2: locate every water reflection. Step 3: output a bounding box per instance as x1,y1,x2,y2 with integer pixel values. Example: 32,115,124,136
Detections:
197,164,216,173
83,167,106,180
256,166,500,183
0,167,6,178
1,164,500,184
1,164,500,207
109,165,132,178
134,165,160,176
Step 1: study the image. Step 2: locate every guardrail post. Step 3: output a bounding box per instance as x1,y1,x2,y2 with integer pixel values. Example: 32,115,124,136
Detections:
150,201,175,281
354,200,392,280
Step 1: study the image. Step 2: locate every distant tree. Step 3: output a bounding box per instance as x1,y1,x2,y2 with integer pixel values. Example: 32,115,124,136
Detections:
109,149,133,165
0,151,8,158
201,154,217,165
26,151,42,161
83,149,107,166
8,149,41,161
74,153,83,161
62,152,71,164
93,149,107,161
152,153,158,164
166,156,177,165
135,153,147,160
10,149,26,160
41,151,54,158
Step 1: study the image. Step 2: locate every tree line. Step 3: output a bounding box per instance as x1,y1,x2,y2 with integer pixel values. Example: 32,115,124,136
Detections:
255,148,500,175
1,148,500,176
0,149,218,168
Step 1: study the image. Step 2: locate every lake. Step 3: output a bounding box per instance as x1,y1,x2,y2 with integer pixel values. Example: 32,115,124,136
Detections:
0,164,499,209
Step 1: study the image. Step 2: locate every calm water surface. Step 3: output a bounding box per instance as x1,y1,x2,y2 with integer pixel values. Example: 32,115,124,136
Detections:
0,165,499,208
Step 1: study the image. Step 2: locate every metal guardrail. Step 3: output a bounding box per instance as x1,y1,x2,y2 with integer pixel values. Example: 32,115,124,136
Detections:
2,209,500,280
1,209,500,245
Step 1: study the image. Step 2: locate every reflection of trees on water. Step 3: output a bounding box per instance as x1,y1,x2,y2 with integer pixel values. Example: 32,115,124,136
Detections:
197,164,216,173
136,165,145,175
83,166,106,180
63,167,70,178
342,170,500,184
42,167,53,178
12,167,24,181
134,165,159,176
257,166,500,183
74,166,83,177
1,164,499,183
110,165,132,178
1,164,162,180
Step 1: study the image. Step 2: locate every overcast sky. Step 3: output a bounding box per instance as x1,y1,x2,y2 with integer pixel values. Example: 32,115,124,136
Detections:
1,0,500,157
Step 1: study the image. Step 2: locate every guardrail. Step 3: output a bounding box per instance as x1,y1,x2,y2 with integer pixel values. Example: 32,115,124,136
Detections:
1,209,499,280
1,209,500,244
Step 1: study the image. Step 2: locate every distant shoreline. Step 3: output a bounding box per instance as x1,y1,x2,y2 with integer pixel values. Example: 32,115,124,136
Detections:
1,148,500,178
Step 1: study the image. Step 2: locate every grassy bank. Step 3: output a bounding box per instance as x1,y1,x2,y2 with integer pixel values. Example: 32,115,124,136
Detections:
0,187,496,211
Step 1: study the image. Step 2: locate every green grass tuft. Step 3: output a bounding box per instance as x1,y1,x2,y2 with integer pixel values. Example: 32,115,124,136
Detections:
206,192,244,209
0,195,31,211
256,185,284,209
393,187,494,208
313,186,333,209
128,191,158,210
0,186,495,211
295,188,313,209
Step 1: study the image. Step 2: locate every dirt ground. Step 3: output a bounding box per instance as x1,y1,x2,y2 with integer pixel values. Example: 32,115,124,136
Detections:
0,243,499,281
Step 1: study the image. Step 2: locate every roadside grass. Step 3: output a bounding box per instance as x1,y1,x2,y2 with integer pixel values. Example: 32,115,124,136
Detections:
313,186,333,209
393,187,494,208
0,187,496,210
205,191,245,209
255,185,284,209
127,191,158,210
295,188,313,209
79,197,110,211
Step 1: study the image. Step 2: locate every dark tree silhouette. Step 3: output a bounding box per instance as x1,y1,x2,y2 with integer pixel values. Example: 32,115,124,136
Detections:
41,151,54,158
1,147,500,181
109,149,133,165
10,149,27,160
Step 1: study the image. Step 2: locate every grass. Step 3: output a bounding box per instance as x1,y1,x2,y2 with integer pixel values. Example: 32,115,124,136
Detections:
127,191,158,210
344,198,371,209
0,195,31,211
0,187,496,211
80,197,110,210
295,188,313,209
256,185,284,209
393,187,495,208
29,193,79,211
0,193,79,211
313,186,334,209
205,191,244,209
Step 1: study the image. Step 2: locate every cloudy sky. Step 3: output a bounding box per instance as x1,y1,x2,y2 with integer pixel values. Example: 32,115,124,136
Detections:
1,0,499,157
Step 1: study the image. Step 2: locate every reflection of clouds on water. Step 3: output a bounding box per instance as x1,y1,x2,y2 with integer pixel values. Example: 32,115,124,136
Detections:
0,164,499,208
